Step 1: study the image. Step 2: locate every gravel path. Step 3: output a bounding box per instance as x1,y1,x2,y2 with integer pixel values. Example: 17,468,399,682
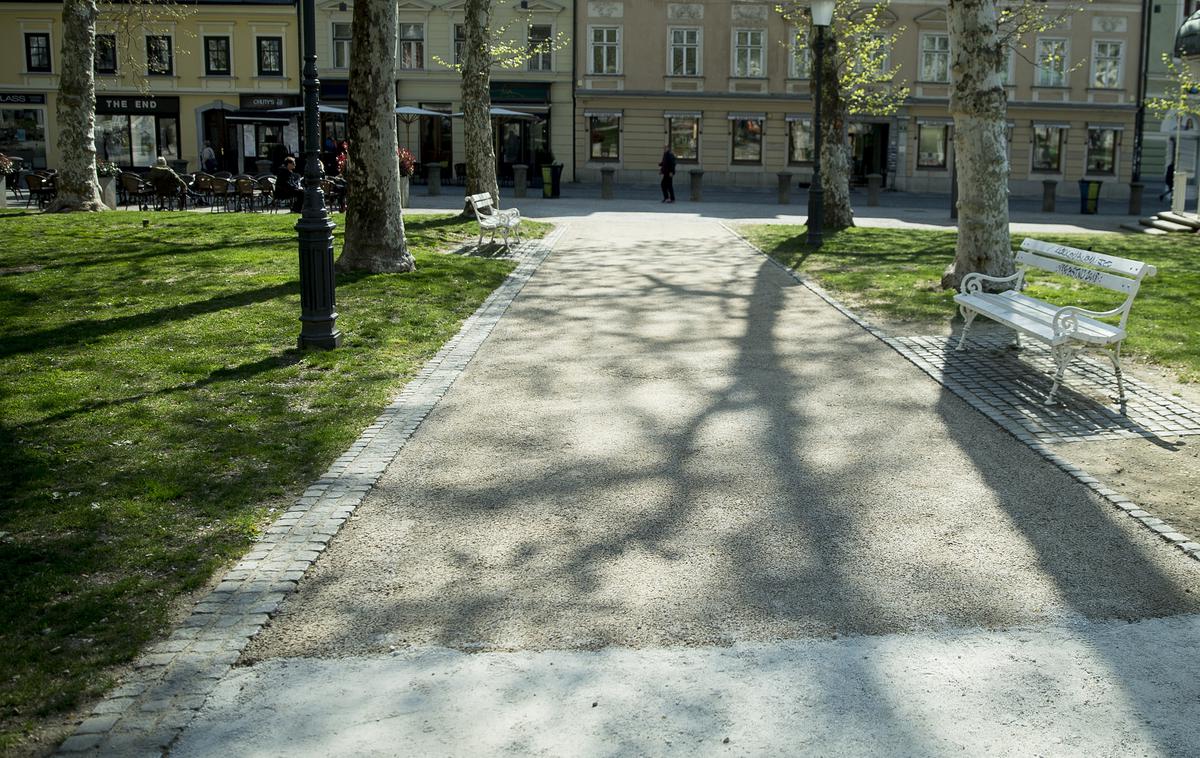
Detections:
246,213,1199,661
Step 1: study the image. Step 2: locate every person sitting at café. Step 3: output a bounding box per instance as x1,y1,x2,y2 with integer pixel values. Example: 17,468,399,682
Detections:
146,156,189,209
275,156,305,213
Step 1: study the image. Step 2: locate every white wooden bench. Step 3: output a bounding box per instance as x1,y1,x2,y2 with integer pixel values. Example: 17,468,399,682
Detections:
954,238,1157,405
466,192,522,247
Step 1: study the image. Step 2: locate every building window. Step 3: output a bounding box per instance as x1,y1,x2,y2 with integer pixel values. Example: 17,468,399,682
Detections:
95,34,117,74
869,34,891,78
920,33,949,82
454,24,466,66
399,23,424,70
589,115,620,160
1032,126,1064,171
733,30,765,78
95,115,179,167
1086,128,1117,173
1,105,47,168
146,35,173,76
333,23,352,69
999,48,1014,86
528,24,552,71
257,37,283,76
25,33,52,73
669,28,700,76
1036,38,1067,87
788,27,810,78
731,118,763,163
668,116,699,161
1091,41,1122,89
204,36,230,75
917,124,948,168
788,119,813,163
590,26,620,74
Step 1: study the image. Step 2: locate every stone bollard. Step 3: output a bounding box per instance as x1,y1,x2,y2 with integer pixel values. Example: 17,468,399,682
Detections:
426,164,442,196
777,172,793,204
1173,172,1189,214
513,164,528,198
98,175,118,210
866,173,882,206
600,167,615,200
1042,180,1057,212
689,169,703,202
1127,181,1143,216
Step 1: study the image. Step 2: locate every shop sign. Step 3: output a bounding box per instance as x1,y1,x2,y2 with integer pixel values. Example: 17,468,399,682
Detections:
0,92,47,105
97,95,180,115
490,82,551,104
240,94,299,110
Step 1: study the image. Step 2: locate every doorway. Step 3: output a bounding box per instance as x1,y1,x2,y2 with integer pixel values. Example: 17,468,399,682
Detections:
849,122,889,186
202,109,238,173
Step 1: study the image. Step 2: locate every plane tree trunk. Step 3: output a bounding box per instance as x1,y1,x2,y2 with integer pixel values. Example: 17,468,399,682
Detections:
461,0,499,213
47,0,105,213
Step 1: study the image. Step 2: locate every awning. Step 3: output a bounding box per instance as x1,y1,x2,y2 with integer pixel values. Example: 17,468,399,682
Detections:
664,111,702,119
583,110,622,118
785,113,811,122
1087,123,1126,130
1032,122,1071,129
915,117,952,125
727,112,766,120
224,110,291,123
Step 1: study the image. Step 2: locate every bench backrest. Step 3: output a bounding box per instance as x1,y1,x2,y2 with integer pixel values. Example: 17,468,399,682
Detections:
1017,238,1156,327
466,192,494,215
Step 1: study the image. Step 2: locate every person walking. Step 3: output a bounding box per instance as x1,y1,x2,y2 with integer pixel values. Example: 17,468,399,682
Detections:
658,144,677,203
1161,161,1175,202
201,141,217,173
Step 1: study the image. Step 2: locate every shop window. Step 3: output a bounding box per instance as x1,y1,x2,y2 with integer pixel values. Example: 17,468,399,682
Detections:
93,113,179,167
920,34,949,82
146,35,173,76
917,124,947,168
1036,38,1067,87
1091,41,1123,89
590,26,620,74
257,37,283,76
668,117,699,161
669,28,700,76
25,33,51,73
788,119,813,164
733,30,765,78
333,23,352,69
1032,126,1064,172
399,24,424,70
0,106,48,168
95,35,117,74
204,36,231,76
1086,128,1117,174
589,115,620,160
731,118,763,163
788,27,810,79
454,25,466,66
528,25,553,71
255,124,283,161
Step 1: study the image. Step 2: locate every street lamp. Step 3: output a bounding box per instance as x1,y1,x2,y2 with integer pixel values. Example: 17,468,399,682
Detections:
296,0,341,349
807,0,835,247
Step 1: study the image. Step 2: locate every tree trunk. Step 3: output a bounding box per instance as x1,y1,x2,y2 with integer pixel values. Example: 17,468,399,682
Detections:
941,0,1013,290
47,0,104,213
816,26,854,229
336,0,414,273
462,0,499,214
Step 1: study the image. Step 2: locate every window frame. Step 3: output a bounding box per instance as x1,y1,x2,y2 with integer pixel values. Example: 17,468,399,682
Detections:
666,116,700,162
256,36,284,77
1090,39,1123,89
398,22,425,71
453,24,466,67
145,34,174,76
332,22,352,69
1085,127,1118,174
1035,37,1069,88
787,118,813,165
588,114,621,161
788,26,811,79
730,117,764,164
25,32,52,73
528,24,554,72
1031,125,1065,173
95,34,117,75
668,26,701,77
203,35,232,76
919,32,950,83
732,28,766,78
916,123,949,169
588,25,622,75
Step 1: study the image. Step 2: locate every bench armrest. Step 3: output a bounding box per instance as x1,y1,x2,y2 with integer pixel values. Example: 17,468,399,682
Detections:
959,271,1022,295
1051,304,1126,339
496,208,520,222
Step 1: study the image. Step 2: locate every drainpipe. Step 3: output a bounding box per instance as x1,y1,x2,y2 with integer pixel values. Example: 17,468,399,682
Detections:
571,0,578,181
1131,0,1152,185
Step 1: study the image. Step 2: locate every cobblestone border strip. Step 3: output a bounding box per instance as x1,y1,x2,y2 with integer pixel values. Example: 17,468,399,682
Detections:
720,222,1200,566
57,227,567,756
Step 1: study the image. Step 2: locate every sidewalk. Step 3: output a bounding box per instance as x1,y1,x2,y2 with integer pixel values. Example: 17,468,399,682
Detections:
69,211,1200,756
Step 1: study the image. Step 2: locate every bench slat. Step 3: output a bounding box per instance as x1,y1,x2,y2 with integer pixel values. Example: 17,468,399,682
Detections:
1020,238,1151,278
955,291,1124,345
1016,250,1137,294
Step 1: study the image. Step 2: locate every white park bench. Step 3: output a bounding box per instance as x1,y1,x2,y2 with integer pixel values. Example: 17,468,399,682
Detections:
466,192,522,247
954,238,1157,405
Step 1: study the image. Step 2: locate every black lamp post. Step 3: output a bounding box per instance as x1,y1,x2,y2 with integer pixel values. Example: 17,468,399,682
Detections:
296,0,341,349
806,0,835,247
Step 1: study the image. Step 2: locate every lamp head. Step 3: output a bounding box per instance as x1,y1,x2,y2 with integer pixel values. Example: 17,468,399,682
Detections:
810,0,835,27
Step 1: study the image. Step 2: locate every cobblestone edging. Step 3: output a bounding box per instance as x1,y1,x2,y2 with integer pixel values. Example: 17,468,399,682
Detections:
57,228,566,756
720,222,1200,566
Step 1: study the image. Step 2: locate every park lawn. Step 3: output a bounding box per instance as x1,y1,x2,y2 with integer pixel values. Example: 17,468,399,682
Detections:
0,210,549,751
739,225,1200,382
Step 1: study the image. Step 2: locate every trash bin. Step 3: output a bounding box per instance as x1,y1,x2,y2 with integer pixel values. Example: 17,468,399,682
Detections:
1078,179,1102,214
541,163,563,198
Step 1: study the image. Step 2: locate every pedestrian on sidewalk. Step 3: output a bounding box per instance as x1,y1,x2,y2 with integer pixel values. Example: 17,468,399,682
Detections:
659,144,676,203
1160,161,1175,202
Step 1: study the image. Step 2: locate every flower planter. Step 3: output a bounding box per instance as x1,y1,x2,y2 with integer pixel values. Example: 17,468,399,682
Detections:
98,175,118,210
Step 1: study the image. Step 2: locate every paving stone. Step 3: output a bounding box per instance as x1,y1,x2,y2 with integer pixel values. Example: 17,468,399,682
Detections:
74,713,121,734
58,733,104,752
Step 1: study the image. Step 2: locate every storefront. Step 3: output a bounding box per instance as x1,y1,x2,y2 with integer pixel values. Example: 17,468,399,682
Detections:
490,81,551,184
95,94,180,170
319,80,349,147
228,94,299,173
0,92,49,169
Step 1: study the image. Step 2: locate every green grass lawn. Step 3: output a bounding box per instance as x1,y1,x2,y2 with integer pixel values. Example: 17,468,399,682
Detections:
0,209,548,751
739,225,1200,382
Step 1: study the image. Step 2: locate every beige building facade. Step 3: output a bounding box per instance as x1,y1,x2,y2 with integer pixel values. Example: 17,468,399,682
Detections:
574,0,1147,200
